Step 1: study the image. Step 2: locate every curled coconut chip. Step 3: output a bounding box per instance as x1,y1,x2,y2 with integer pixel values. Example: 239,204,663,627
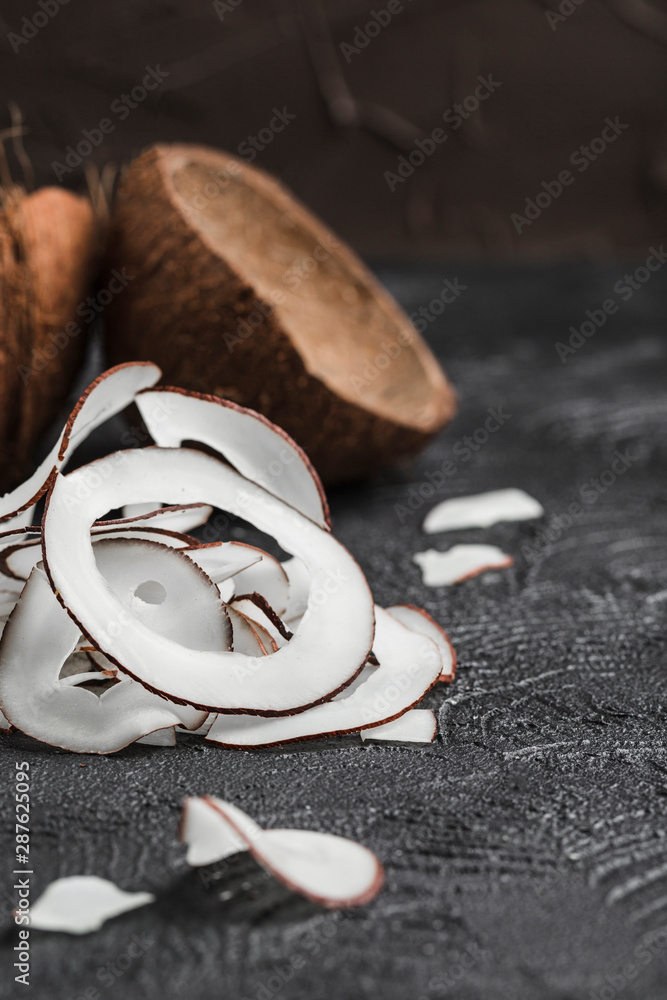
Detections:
28,876,154,934
42,447,374,714
414,545,514,586
423,487,544,534
181,796,384,908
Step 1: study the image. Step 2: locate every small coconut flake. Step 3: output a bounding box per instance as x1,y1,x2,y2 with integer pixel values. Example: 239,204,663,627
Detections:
360,709,436,743
423,488,544,534
29,876,154,934
413,545,513,586
181,796,384,908
386,604,456,682
136,727,176,746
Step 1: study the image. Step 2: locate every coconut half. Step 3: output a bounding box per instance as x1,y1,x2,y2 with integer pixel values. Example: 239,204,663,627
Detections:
42,446,375,714
181,796,384,908
104,143,456,485
28,875,154,934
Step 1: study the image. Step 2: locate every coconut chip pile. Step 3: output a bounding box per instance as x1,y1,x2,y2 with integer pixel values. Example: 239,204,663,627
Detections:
0,362,456,754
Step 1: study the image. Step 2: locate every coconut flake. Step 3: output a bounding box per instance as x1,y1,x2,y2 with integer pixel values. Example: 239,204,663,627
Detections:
413,545,513,586
386,604,456,682
137,728,176,746
181,796,383,908
360,709,436,743
42,447,374,714
205,605,440,747
136,387,330,529
29,876,154,934
423,488,544,534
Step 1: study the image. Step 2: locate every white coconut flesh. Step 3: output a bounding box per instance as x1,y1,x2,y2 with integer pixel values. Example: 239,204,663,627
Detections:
136,388,330,529
413,544,513,586
183,541,263,586
205,606,440,747
386,604,456,682
29,876,155,934
360,709,437,743
0,362,161,524
181,796,384,908
42,447,375,714
0,567,206,753
423,487,544,533
120,502,213,533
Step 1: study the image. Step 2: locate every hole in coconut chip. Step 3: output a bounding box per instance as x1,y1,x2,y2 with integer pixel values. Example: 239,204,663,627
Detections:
134,580,168,605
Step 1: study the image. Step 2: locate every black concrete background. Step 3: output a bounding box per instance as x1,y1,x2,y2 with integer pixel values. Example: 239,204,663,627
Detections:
1,261,667,999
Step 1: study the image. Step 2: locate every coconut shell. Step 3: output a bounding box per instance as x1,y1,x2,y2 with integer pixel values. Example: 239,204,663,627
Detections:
103,144,456,484
0,187,98,492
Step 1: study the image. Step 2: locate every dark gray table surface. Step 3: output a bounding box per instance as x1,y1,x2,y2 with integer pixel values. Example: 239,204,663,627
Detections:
1,262,666,1000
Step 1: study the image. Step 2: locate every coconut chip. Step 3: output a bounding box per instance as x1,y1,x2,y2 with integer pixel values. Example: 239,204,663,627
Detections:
423,487,544,534
360,709,436,743
29,876,154,934
413,545,514,586
181,796,384,908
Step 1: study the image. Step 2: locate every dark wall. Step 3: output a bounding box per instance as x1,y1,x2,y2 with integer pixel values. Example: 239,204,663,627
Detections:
2,0,667,259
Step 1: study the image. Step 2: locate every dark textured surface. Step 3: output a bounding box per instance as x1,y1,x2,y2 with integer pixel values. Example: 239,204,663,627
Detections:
2,262,667,999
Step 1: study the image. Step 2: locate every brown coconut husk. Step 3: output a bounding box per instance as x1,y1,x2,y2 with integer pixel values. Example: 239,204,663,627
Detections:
0,185,99,492
103,144,456,485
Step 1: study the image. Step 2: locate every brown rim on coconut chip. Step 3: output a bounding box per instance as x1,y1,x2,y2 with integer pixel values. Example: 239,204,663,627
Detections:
386,604,456,683
104,144,456,485
205,605,441,748
0,184,101,497
136,387,331,529
0,567,206,754
181,796,384,908
0,361,160,523
0,522,204,583
116,502,213,533
226,606,273,657
42,446,375,715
